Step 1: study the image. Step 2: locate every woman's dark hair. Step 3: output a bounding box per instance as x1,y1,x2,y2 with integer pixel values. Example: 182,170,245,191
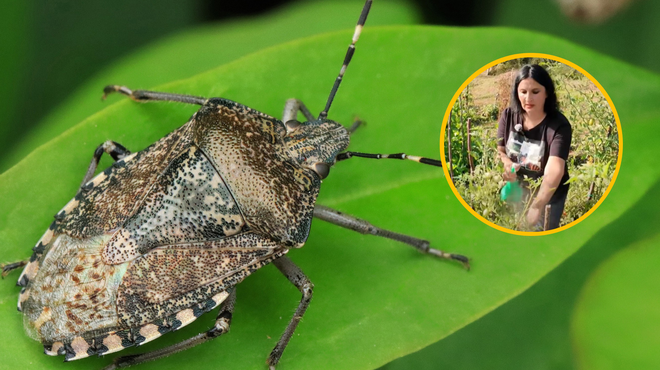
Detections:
510,64,559,115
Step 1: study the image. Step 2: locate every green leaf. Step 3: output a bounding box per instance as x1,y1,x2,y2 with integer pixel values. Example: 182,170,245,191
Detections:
0,0,420,173
571,235,660,370
383,179,660,370
1,26,659,370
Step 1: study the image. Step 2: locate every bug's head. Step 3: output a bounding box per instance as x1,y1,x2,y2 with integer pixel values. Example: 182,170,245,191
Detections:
282,118,349,180
281,0,372,180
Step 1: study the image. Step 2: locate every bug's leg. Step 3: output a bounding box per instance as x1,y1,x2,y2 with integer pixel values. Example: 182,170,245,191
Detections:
267,256,313,370
346,117,364,135
1,260,28,277
313,205,470,269
102,85,207,105
283,98,363,136
103,289,237,370
282,99,315,123
81,140,131,188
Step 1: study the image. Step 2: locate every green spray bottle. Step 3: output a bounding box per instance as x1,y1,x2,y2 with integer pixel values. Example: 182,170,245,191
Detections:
500,164,522,202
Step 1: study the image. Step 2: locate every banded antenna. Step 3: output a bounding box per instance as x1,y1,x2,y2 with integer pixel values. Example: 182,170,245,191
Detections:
336,152,443,168
325,0,444,170
318,0,372,119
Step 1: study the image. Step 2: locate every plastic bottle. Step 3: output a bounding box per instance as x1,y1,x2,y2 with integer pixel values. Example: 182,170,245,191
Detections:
500,164,522,202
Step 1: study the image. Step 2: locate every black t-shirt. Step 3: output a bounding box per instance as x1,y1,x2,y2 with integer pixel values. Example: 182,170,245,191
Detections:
497,107,572,202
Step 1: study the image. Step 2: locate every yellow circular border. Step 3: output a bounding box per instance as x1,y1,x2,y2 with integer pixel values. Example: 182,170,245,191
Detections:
440,53,623,236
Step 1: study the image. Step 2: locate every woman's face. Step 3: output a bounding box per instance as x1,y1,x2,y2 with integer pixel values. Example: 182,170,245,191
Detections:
517,78,547,116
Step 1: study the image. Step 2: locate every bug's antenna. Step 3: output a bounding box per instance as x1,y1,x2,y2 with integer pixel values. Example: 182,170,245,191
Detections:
318,0,372,120
335,152,443,167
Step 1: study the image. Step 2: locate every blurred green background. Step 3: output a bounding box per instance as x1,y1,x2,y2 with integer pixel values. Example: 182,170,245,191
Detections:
1,0,658,369
1,0,659,173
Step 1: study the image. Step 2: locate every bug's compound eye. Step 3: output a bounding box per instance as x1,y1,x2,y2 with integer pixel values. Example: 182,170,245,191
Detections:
314,163,330,179
285,120,301,132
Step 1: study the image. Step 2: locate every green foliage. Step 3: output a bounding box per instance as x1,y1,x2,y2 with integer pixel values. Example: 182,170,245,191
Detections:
0,0,420,173
1,26,659,370
383,178,660,370
494,0,660,74
447,64,619,230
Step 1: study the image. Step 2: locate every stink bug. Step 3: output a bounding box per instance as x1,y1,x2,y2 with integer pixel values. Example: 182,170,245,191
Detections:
3,1,469,369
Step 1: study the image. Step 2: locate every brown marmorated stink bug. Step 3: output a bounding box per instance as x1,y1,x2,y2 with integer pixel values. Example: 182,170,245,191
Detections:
2,1,469,369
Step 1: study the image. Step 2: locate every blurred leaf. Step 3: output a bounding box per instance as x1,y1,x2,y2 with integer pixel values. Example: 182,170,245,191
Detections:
383,177,660,370
5,0,203,159
493,0,660,74
571,235,660,370
0,1,31,153
0,0,420,173
1,26,659,370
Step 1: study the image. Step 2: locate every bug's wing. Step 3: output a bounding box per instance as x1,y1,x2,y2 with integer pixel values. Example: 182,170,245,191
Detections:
116,232,286,328
27,232,285,361
19,140,247,317
103,232,285,359
17,124,197,295
53,123,196,239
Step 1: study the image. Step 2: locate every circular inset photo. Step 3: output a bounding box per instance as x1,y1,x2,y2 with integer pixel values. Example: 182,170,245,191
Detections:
441,54,621,235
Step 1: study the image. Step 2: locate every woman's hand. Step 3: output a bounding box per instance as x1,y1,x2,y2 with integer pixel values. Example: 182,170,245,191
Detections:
527,156,566,229
497,145,518,181
526,205,541,227
503,162,519,182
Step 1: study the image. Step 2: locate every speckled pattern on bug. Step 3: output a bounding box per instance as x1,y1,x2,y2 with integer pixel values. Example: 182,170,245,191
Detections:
8,1,469,368
17,99,321,360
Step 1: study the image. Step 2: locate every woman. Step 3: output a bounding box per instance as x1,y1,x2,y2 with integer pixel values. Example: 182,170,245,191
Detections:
497,64,572,230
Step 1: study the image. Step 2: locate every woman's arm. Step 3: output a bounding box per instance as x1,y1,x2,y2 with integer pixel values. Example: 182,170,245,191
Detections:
527,155,565,225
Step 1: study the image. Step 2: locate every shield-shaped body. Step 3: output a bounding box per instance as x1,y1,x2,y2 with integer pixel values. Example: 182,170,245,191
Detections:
16,98,322,361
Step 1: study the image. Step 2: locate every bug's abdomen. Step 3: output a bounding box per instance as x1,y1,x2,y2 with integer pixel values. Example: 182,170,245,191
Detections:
17,140,290,361
21,145,247,340
21,233,126,344
21,232,285,361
